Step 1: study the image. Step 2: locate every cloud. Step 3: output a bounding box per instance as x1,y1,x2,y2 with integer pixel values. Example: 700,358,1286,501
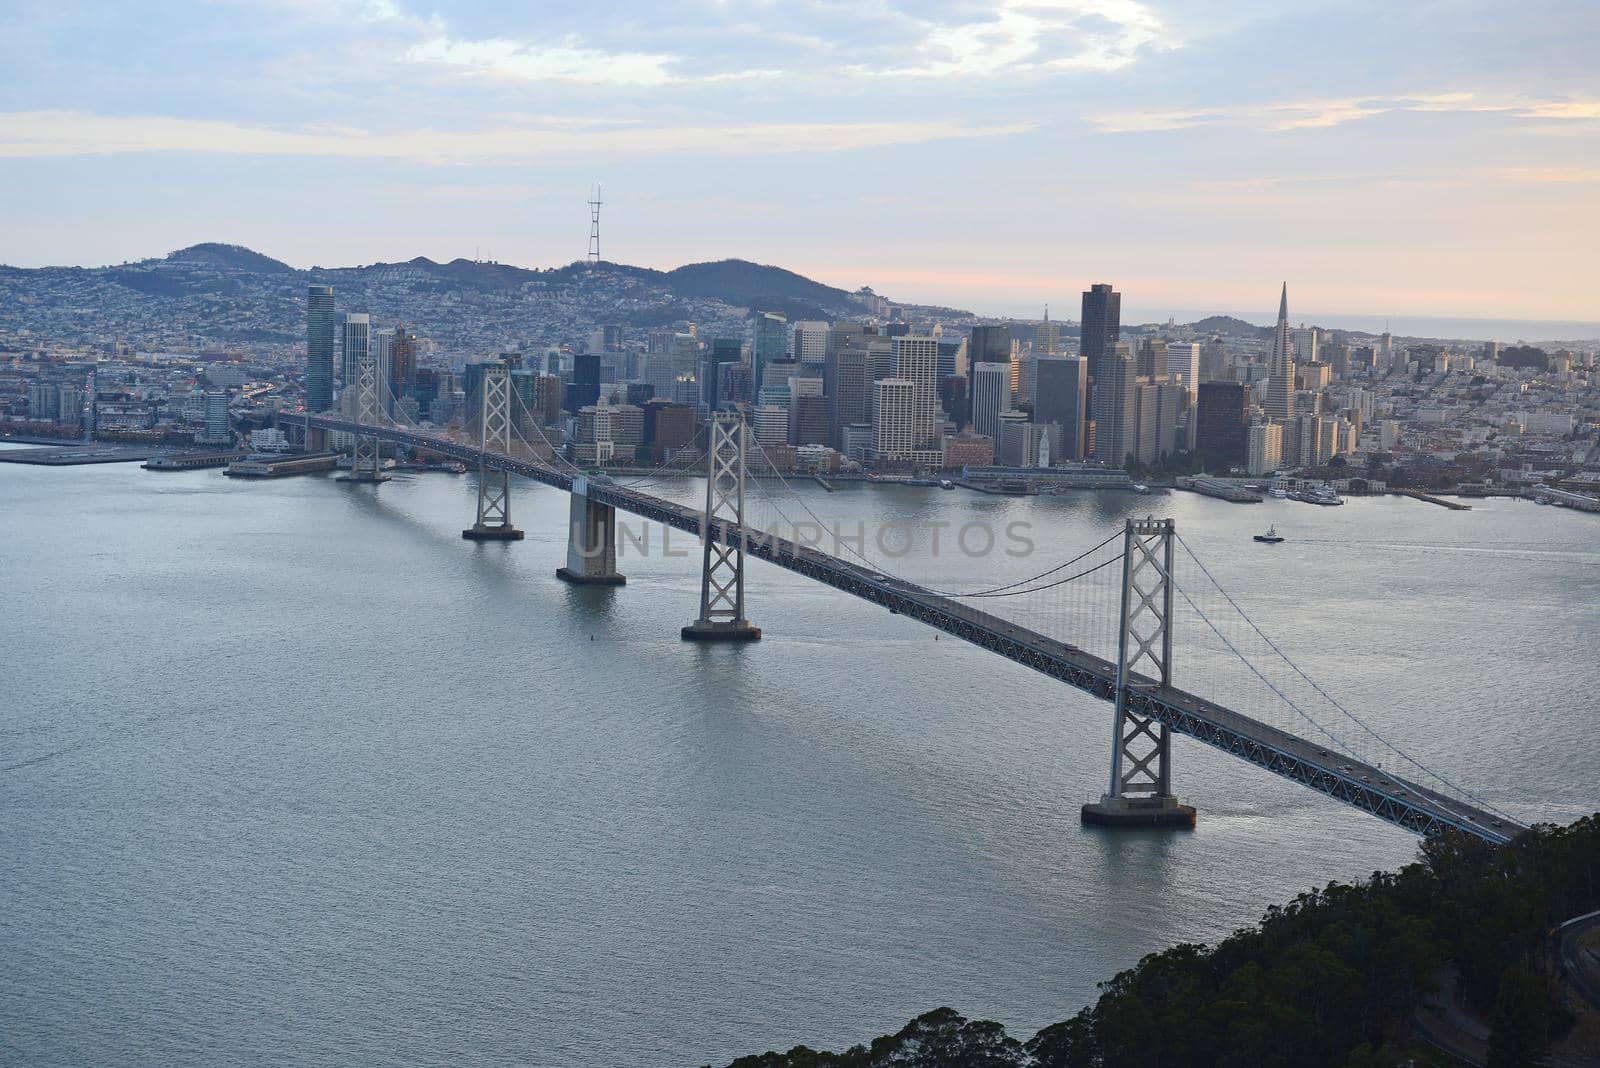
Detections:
0,110,1034,161
403,35,680,88
384,0,1170,88
1091,92,1600,134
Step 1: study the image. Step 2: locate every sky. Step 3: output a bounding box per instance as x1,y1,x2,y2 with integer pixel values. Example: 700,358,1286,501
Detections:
1,0,1597,322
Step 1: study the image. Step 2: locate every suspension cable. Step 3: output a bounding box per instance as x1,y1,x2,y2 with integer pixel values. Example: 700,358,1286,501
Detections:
1175,534,1513,817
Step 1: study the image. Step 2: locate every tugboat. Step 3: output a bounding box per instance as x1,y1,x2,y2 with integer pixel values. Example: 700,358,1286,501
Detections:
1253,525,1285,544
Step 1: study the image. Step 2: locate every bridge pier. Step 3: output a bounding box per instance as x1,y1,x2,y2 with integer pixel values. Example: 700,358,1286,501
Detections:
462,365,523,540
683,413,760,641
340,345,389,483
1082,517,1196,830
556,477,625,585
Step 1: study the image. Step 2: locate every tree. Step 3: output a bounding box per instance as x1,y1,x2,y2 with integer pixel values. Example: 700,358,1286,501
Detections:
1486,965,1555,1067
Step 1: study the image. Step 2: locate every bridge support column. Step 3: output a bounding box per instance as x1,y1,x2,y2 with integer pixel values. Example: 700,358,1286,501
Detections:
1082,517,1196,830
683,413,760,641
556,476,624,585
340,346,389,483
462,364,523,540
301,418,328,453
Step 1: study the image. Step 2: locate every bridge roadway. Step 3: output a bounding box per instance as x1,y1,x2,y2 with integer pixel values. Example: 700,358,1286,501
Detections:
303,414,1524,845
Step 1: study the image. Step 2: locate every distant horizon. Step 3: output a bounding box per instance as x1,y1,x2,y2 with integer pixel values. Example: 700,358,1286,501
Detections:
6,242,1597,347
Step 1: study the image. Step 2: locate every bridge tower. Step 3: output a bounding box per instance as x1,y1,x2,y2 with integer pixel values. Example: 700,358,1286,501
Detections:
1082,517,1196,829
683,412,760,641
341,346,389,483
462,364,524,540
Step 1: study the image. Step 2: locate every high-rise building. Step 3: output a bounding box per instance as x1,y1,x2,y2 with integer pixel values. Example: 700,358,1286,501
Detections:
1033,355,1088,460
718,363,753,409
789,391,830,446
702,338,742,411
970,362,1010,440
830,344,871,449
1200,337,1228,381
1247,422,1283,475
340,313,369,388
1292,326,1321,363
1080,283,1121,409
28,382,59,420
1167,342,1200,385
389,325,417,392
1195,382,1251,465
968,324,1013,366
1133,378,1181,464
305,285,335,413
752,311,788,389
567,352,602,412
892,335,942,454
1036,308,1061,356
792,321,829,367
1265,283,1295,424
871,378,919,463
1137,338,1168,379
199,391,230,445
1093,342,1137,467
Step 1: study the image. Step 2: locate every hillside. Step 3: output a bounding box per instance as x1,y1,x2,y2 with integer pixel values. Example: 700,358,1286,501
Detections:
718,815,1600,1068
0,245,968,354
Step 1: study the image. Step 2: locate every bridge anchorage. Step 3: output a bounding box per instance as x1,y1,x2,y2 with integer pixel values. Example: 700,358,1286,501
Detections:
1082,517,1197,829
462,364,523,541
683,413,760,642
340,343,389,483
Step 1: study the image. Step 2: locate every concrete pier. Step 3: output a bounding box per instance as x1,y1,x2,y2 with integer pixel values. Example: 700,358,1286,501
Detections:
556,479,625,585
1081,795,1197,829
680,620,762,642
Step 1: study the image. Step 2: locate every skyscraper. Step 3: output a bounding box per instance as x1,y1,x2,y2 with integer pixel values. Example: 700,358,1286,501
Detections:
1033,355,1088,460
968,324,1012,365
1266,283,1295,423
568,352,602,412
892,335,942,454
1036,308,1061,356
389,325,417,392
1080,283,1121,407
791,321,829,367
1093,342,1137,467
1137,337,1168,379
340,313,369,388
305,285,335,413
830,345,871,449
702,338,742,411
871,379,917,462
970,362,1010,440
1195,382,1251,464
752,311,788,389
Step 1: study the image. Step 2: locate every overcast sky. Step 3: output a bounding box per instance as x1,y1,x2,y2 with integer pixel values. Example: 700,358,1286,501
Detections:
2,1,1596,320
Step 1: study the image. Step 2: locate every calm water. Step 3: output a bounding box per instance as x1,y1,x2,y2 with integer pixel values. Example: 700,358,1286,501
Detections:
2,457,1596,1067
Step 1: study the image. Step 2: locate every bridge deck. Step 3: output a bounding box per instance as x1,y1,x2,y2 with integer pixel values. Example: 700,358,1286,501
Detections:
302,415,1523,845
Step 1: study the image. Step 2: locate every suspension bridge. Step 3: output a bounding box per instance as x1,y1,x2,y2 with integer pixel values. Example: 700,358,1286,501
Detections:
287,358,1525,846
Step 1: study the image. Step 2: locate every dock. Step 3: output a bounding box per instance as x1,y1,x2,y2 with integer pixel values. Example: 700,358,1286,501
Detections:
1176,477,1264,503
223,452,339,478
143,450,243,471
0,444,154,466
1394,489,1471,511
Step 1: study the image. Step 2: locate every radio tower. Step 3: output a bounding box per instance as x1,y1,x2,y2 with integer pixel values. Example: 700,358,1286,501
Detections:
587,183,602,266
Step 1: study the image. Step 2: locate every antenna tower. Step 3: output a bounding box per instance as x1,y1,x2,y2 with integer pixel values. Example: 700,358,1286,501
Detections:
587,184,603,265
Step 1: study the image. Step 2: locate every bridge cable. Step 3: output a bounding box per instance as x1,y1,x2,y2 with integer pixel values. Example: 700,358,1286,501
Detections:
1175,534,1514,819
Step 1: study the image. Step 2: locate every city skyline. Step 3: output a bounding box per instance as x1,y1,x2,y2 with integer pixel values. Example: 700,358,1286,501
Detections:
2,1,1597,321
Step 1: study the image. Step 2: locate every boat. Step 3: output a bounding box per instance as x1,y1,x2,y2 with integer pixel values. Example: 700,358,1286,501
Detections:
1132,483,1150,494
1269,486,1289,499
1253,526,1285,544
939,479,954,490
1534,495,1551,505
